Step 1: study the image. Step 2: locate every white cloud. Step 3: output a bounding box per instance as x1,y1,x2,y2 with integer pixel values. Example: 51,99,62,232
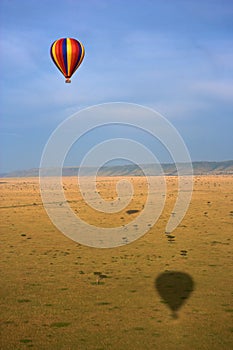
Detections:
192,80,233,102
0,30,44,75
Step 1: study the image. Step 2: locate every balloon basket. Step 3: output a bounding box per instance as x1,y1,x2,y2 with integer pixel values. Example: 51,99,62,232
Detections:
65,79,71,83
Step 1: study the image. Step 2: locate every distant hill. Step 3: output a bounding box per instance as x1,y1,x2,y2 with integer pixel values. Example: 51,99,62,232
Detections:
1,160,233,178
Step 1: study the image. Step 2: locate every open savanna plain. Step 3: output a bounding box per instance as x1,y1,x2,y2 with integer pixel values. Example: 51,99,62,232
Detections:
1,175,233,350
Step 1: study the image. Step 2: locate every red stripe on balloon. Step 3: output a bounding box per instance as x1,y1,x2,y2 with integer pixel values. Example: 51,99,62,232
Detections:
55,39,67,77
69,39,79,76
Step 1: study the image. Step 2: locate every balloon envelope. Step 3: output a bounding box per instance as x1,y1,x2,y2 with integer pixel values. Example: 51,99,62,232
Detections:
50,38,85,83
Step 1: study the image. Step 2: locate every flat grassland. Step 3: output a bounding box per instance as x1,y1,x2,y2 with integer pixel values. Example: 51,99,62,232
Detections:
1,176,233,350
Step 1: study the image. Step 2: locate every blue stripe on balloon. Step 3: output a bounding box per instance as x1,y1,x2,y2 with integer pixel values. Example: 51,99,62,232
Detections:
62,39,68,76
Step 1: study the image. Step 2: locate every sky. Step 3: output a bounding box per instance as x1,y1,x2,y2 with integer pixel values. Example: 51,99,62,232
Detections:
0,0,233,173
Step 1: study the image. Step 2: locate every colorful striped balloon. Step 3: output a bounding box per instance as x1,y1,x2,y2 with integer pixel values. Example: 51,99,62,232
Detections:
50,38,85,83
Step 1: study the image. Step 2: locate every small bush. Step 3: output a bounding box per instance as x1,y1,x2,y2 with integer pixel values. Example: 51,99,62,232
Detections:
50,322,71,328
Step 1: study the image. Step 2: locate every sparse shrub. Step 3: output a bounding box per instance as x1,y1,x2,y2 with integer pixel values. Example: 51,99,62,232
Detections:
126,209,139,215
50,322,71,328
93,272,107,285
20,339,32,344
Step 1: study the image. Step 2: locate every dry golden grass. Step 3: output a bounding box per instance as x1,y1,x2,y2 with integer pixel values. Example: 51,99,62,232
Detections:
1,175,233,349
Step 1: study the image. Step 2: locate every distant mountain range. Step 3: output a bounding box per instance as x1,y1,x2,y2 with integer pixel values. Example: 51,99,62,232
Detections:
1,160,233,177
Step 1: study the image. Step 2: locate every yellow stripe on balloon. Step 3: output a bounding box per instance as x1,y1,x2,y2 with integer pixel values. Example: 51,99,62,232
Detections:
78,42,85,68
51,42,63,73
66,38,72,77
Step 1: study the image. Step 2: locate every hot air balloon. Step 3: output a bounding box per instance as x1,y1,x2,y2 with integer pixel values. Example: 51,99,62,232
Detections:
50,38,85,83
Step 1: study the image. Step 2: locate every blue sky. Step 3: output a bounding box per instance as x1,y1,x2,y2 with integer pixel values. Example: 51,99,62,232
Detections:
1,0,233,172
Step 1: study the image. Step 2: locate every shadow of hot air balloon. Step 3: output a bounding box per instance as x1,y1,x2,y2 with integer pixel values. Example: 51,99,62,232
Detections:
155,271,194,319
